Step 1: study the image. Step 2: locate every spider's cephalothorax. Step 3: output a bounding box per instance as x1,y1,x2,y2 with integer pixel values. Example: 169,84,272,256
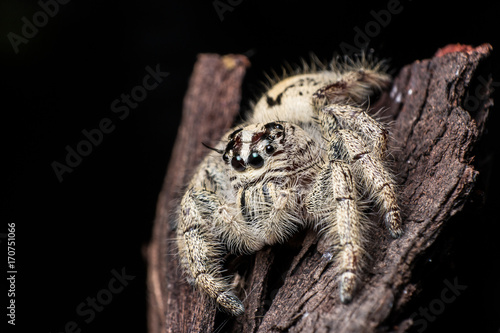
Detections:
176,56,403,316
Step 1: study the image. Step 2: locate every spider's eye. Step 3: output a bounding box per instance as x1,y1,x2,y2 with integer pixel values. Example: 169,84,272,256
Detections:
222,153,229,163
231,155,246,171
247,152,264,168
265,145,275,155
265,122,284,132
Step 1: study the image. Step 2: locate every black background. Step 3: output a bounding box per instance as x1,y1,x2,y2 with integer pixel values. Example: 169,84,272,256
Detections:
2,0,500,332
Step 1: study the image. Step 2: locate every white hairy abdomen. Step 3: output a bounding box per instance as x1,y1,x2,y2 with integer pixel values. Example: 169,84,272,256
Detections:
250,72,341,125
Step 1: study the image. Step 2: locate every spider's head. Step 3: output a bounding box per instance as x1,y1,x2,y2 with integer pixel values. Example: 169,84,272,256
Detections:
222,121,289,175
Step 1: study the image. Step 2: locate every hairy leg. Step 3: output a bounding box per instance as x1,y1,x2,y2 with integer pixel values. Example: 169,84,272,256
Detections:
337,129,402,238
317,106,402,237
178,189,245,315
322,104,389,159
306,158,365,303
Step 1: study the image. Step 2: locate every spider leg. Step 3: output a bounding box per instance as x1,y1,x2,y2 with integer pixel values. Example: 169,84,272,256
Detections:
310,102,402,302
351,139,403,238
306,148,365,303
322,104,389,159
320,107,403,238
331,161,364,303
250,181,300,244
177,188,245,316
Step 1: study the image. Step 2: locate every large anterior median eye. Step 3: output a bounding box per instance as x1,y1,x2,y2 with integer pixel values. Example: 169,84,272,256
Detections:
231,155,246,171
247,152,264,168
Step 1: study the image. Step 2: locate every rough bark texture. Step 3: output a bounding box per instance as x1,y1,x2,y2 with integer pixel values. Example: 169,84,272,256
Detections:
147,45,493,333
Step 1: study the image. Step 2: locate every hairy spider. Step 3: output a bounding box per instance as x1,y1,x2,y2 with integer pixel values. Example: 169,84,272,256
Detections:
176,55,403,316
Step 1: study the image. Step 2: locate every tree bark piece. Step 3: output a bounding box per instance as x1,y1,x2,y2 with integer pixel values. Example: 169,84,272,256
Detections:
147,44,493,333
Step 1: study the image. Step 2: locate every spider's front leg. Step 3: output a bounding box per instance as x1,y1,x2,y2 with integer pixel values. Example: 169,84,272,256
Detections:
177,187,245,316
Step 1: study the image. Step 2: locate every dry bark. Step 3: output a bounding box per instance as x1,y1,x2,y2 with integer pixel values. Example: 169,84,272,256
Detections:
147,44,493,333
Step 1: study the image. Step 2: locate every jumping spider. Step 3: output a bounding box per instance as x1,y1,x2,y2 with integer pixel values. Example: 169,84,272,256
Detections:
177,55,403,316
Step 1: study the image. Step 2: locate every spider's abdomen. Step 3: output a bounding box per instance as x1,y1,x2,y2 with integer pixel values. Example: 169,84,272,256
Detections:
251,72,340,126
